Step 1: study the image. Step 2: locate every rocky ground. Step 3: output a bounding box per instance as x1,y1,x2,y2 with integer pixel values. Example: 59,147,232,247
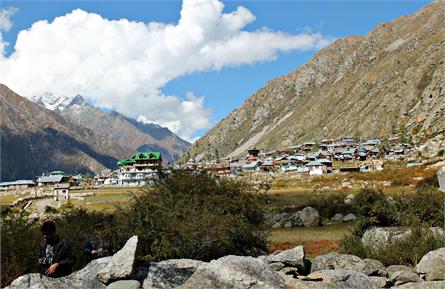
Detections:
5,233,445,289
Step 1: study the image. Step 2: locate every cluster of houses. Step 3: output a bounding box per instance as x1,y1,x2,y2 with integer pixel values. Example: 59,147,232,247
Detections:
0,135,414,190
185,136,413,176
0,171,81,200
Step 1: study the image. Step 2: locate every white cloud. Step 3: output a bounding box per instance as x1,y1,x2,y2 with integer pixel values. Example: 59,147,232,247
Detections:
0,7,17,32
0,0,333,140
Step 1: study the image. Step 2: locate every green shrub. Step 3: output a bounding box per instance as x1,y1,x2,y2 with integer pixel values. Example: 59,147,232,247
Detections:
111,170,269,261
351,187,397,235
341,227,443,266
395,191,443,227
313,193,353,220
0,214,40,287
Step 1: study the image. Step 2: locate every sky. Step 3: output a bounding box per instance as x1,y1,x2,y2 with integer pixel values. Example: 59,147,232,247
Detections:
0,0,429,141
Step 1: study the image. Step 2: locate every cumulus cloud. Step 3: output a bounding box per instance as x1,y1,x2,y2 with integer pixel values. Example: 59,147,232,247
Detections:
0,0,332,140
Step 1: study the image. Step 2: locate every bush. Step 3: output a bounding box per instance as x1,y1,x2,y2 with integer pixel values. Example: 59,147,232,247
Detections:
395,190,443,227
341,227,443,266
351,187,397,236
0,214,41,287
111,170,269,261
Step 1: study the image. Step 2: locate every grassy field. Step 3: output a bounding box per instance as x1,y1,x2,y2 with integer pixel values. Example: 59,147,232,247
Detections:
68,187,139,212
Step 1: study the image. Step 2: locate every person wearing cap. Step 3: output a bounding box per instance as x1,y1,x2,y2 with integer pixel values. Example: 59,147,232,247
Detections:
38,221,75,277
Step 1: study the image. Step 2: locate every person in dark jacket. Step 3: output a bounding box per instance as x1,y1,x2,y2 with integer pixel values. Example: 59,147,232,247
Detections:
38,221,75,278
83,234,105,261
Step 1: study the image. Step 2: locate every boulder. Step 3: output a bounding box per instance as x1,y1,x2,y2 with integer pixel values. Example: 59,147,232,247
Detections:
143,259,204,289
394,281,445,289
415,247,445,281
362,227,444,248
369,276,392,288
300,207,320,227
425,267,445,281
311,252,386,276
97,235,138,284
179,255,288,289
6,257,112,289
286,270,378,289
106,280,141,289
390,270,421,286
362,227,412,248
341,213,356,222
267,246,307,273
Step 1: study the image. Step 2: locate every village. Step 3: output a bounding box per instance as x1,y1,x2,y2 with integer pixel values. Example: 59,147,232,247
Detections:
0,135,415,197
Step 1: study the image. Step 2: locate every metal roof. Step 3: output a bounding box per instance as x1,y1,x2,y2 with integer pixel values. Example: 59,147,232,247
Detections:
0,180,35,186
306,160,323,166
38,175,65,183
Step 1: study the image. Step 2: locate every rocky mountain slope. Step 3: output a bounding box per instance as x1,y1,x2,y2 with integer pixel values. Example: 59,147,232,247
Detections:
0,84,130,181
185,1,445,161
33,93,190,163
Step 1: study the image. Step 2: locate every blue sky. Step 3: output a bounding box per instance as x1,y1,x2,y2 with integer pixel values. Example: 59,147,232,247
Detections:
0,0,429,140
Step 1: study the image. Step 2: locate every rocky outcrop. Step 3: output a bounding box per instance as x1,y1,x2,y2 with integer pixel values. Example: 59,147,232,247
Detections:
286,270,379,289
179,255,288,289
5,237,445,289
143,259,204,289
97,235,138,284
266,246,308,274
311,253,386,276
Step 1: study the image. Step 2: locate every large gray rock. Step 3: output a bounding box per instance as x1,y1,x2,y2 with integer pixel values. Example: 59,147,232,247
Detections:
416,247,445,281
390,270,421,286
179,255,287,289
286,270,378,289
300,207,320,227
311,252,386,276
143,259,204,289
97,235,138,284
267,246,307,273
394,281,445,289
362,227,444,248
106,280,141,289
369,276,392,288
6,257,112,289
387,265,421,286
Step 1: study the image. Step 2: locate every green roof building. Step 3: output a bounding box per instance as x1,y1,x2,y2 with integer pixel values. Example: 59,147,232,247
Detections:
117,152,162,187
118,152,162,167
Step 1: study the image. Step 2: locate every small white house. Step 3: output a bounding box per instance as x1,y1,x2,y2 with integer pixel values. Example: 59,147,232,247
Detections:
53,183,70,200
305,160,327,175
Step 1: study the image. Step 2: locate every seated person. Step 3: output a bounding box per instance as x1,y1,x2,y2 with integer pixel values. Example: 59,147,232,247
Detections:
38,221,75,277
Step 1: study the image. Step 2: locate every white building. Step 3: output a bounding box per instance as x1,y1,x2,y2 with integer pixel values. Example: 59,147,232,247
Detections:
117,152,162,187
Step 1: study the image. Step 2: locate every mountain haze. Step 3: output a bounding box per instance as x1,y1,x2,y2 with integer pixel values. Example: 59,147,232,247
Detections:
185,1,445,161
0,84,130,181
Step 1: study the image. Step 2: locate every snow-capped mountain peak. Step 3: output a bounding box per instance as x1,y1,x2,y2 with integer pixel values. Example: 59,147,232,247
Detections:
32,92,86,112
